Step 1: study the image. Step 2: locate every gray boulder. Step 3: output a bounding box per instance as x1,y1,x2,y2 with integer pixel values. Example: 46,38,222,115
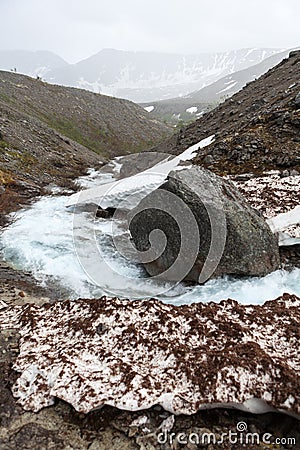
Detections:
129,166,280,283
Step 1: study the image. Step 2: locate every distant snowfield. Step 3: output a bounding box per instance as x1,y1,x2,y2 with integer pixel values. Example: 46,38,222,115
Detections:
0,48,289,103
186,106,198,113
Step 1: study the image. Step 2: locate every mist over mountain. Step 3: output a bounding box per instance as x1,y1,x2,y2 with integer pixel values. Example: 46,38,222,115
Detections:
47,48,284,103
0,48,284,103
0,50,68,78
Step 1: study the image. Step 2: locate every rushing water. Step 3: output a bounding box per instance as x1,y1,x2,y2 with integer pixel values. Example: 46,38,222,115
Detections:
1,165,300,305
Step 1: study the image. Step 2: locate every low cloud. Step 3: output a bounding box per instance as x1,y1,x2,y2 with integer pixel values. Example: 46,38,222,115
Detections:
0,0,299,62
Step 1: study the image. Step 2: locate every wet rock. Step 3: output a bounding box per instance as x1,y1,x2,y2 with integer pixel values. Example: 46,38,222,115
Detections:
233,173,255,181
203,154,214,164
129,166,280,283
96,206,116,218
7,423,65,449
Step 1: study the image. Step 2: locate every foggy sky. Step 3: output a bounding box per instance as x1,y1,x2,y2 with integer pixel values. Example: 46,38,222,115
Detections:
1,0,299,63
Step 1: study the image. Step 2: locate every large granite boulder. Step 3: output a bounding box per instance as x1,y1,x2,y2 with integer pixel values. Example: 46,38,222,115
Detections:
129,165,280,283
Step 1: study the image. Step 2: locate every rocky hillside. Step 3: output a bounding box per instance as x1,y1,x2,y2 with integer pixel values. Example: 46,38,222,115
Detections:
0,71,170,221
154,50,300,176
0,71,170,157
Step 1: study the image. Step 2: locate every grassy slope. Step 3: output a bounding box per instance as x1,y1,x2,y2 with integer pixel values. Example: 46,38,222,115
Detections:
0,71,170,158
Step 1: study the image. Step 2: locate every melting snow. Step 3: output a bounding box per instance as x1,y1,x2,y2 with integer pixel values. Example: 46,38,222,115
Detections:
0,294,299,414
267,206,300,233
217,81,238,94
144,106,154,113
65,135,215,208
186,106,198,114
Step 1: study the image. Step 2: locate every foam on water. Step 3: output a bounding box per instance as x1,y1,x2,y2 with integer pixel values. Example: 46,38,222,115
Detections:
0,196,92,297
0,192,299,305
167,268,300,306
0,194,176,299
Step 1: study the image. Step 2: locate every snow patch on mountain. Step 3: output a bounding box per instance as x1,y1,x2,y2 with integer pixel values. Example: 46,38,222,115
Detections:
217,80,238,94
144,106,154,112
186,106,198,113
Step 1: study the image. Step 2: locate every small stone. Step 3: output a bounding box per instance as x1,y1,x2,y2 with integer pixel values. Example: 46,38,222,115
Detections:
96,323,108,335
128,426,138,437
281,170,290,178
203,154,214,164
18,291,26,298
249,423,261,434
294,92,300,106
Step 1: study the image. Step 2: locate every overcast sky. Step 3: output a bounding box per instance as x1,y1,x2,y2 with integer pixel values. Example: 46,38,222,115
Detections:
1,0,299,63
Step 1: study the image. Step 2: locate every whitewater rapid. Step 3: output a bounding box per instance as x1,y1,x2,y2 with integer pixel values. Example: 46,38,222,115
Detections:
0,178,299,305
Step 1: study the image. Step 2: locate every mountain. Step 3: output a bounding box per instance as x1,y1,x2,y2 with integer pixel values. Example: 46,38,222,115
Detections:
140,49,291,124
153,50,300,176
0,50,68,78
45,48,283,103
0,71,170,221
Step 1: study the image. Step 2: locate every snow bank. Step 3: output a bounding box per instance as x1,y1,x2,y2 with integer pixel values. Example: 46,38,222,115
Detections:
1,294,299,414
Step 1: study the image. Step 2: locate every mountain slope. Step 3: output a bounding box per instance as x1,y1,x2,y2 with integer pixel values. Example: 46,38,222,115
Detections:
141,49,291,123
0,71,170,221
153,50,300,175
46,48,282,103
0,50,68,78
0,71,170,156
